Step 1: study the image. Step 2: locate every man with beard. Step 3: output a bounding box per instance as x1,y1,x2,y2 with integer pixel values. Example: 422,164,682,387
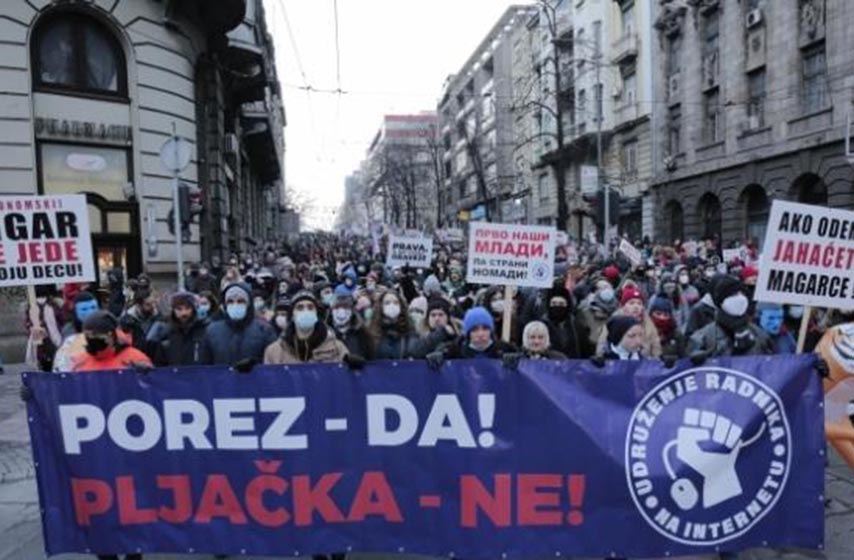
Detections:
152,292,209,367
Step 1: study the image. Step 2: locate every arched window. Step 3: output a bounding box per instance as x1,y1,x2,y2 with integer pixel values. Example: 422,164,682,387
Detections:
665,200,684,243
793,173,828,206
31,12,127,97
743,184,769,245
698,192,722,242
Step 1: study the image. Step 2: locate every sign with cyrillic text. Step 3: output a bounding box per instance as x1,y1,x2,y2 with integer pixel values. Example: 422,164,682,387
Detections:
619,239,642,267
25,357,823,558
755,200,854,309
466,223,556,288
0,195,94,287
386,234,433,268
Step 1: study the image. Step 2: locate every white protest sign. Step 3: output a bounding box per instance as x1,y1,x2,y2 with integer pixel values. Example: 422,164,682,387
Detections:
619,238,642,267
466,222,556,288
0,195,95,287
556,231,569,246
755,200,854,310
435,228,464,243
386,234,433,268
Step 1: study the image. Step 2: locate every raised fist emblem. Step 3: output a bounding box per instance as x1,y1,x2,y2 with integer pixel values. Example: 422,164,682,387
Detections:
666,408,766,511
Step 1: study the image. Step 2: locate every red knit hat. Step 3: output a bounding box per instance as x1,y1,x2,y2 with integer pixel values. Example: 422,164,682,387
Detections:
620,286,644,306
603,265,620,281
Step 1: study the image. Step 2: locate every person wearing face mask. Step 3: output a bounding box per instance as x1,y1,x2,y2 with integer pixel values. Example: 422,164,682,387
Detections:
327,294,374,360
408,296,429,336
152,292,209,367
336,267,359,296
120,289,162,352
597,286,662,359
200,282,276,368
71,311,152,373
602,316,644,361
685,274,727,337
190,262,218,295
541,281,585,358
741,265,759,316
650,272,690,330
53,291,100,372
264,291,351,365
649,298,686,362
196,291,222,322
369,291,452,359
522,320,566,359
577,279,618,354
271,298,290,338
687,275,771,358
252,293,272,323
755,302,796,354
675,266,701,308
436,307,517,360
481,285,522,346
25,284,63,372
424,296,462,338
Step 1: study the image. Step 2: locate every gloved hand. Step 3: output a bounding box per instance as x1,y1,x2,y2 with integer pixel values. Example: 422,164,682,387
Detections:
131,361,153,374
590,355,606,368
662,355,677,369
343,353,366,371
689,351,709,366
233,358,256,374
19,385,32,402
502,352,522,372
815,357,829,379
426,351,445,371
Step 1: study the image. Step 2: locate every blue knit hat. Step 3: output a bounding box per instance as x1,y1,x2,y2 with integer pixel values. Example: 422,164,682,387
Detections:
463,306,495,337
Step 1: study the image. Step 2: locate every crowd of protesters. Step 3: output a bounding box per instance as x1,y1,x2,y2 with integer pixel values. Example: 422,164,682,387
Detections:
17,231,846,560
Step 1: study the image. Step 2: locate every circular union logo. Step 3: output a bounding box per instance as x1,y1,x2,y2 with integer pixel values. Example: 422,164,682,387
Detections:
625,366,791,546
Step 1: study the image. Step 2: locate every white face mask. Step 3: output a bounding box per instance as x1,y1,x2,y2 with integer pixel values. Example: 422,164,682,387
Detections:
490,300,505,314
409,310,425,325
599,288,616,303
383,303,401,320
788,305,804,320
678,274,690,285
721,294,749,317
36,297,47,305
332,308,352,326
274,315,288,329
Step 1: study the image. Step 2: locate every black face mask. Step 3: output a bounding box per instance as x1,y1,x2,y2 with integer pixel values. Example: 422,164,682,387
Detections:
85,337,110,355
548,306,569,322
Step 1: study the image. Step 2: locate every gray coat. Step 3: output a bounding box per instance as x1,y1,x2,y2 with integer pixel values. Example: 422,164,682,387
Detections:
687,322,772,357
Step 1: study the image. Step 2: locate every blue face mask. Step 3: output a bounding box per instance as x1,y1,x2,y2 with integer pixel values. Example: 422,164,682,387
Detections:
75,301,98,323
197,304,210,319
294,310,318,331
226,303,248,321
759,309,783,336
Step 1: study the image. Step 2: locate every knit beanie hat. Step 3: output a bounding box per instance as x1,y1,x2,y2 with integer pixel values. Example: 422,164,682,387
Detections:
649,297,674,315
333,293,354,309
711,275,743,307
82,310,119,334
463,306,495,337
607,315,641,347
427,296,451,316
291,290,318,308
423,274,442,297
171,291,197,309
620,285,644,306
408,295,428,314
223,283,251,302
603,265,620,283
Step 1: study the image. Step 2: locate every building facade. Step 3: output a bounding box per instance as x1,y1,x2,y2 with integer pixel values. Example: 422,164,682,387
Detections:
650,0,854,246
0,0,285,288
437,6,531,227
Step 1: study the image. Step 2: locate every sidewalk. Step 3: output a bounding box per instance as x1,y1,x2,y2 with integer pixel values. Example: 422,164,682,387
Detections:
0,366,851,559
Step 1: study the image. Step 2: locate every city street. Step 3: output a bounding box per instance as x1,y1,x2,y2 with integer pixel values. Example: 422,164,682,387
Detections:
0,366,849,560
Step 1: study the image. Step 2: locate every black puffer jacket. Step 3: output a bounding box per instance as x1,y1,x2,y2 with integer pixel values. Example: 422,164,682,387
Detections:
153,317,209,367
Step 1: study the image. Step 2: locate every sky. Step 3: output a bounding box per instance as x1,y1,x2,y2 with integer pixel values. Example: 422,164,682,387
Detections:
263,0,526,230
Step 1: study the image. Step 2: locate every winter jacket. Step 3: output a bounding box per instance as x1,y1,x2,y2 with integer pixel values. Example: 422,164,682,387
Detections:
200,283,277,365
685,293,717,337
330,317,374,360
441,337,518,359
153,318,209,367
542,316,586,359
596,310,663,359
687,322,772,357
577,295,617,354
523,348,568,360
264,323,349,364
373,324,453,360
72,344,153,372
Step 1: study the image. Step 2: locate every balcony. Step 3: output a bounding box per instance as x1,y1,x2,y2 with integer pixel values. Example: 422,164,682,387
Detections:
611,32,639,65
558,62,575,93
615,103,639,125
223,0,275,104
240,88,284,183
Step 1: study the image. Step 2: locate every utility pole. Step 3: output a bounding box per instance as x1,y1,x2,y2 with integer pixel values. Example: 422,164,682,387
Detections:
595,36,608,249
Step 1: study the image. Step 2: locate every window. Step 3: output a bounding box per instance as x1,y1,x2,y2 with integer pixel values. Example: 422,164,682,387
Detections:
577,89,587,119
622,141,638,178
538,173,550,201
747,69,766,128
485,163,498,184
593,21,602,56
443,133,452,151
666,201,684,243
666,34,682,76
457,180,466,199
622,72,637,106
32,12,127,97
455,149,468,173
702,10,720,86
483,128,497,155
802,43,828,113
744,185,769,245
699,193,722,241
482,94,496,124
621,2,635,37
40,143,130,200
668,105,681,154
595,83,604,124
444,160,452,179
704,89,721,144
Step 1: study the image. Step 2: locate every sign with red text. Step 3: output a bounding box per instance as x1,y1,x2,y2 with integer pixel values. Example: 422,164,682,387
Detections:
467,223,556,288
755,200,854,309
0,195,94,287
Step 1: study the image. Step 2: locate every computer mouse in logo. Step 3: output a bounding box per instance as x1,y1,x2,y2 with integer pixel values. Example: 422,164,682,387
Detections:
670,478,698,511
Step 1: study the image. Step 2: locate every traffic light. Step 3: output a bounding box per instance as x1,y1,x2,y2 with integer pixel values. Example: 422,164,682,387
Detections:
592,188,620,226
